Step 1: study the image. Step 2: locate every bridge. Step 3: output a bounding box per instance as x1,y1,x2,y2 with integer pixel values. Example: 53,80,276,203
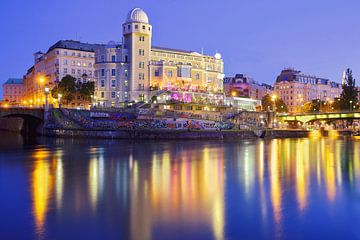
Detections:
0,107,44,133
278,111,360,123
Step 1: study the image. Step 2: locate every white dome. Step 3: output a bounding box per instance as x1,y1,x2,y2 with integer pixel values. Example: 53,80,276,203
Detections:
126,8,149,24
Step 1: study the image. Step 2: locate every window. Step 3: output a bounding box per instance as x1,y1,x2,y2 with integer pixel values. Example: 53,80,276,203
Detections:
125,69,128,77
111,69,116,76
111,92,116,99
195,73,200,80
63,68,68,74
142,25,145,30
139,36,145,41
64,51,68,56
125,80,128,86
111,80,116,87
174,105,182,110
88,63,92,68
168,71,173,77
89,70,92,76
177,66,191,78
139,62,144,68
101,80,105,88
154,69,160,77
135,24,138,29
138,84,144,90
71,69,75,74
101,69,105,77
125,56,128,63
56,50,59,55
71,61,75,66
111,55,116,62
101,55,105,62
139,73,144,80
127,25,130,30
63,59,68,65
77,69,81,75
101,92,105,98
139,49,144,56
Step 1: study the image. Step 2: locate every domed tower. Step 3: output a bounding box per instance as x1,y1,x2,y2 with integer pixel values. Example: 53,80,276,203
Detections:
123,8,152,102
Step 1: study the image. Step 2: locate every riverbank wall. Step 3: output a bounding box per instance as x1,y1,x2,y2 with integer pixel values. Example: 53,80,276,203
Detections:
43,128,310,140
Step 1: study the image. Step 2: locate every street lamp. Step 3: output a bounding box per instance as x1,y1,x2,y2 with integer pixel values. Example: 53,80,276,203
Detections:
44,86,50,111
271,94,277,128
58,93,63,108
271,94,277,112
350,100,353,112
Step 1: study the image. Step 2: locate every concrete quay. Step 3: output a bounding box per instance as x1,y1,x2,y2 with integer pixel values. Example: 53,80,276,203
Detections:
43,128,310,140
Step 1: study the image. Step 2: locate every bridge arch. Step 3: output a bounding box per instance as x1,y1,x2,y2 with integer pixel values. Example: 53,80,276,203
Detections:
0,108,44,134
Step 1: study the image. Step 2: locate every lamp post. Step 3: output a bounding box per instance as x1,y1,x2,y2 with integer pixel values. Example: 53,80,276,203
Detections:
44,86,50,111
271,94,277,128
350,100,353,112
58,93,63,108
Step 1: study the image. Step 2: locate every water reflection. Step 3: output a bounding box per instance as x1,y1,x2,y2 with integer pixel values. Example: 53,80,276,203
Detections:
32,149,52,236
2,136,358,239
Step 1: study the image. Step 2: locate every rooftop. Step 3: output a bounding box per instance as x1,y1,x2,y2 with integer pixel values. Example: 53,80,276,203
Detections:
126,8,149,24
152,46,214,58
47,40,104,53
3,78,23,85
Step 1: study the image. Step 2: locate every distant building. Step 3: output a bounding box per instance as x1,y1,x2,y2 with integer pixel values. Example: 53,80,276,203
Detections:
94,8,224,107
223,74,273,100
2,78,24,104
23,40,103,107
274,68,342,113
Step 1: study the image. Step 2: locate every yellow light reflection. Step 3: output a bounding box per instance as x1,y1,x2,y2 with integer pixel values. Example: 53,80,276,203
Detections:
32,149,53,236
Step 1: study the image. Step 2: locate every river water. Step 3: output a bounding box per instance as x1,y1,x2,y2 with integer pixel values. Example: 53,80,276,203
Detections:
0,133,360,239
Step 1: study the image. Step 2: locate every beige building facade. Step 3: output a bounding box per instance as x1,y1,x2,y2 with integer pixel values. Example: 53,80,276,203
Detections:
22,40,102,106
94,8,224,107
2,78,24,104
274,68,342,113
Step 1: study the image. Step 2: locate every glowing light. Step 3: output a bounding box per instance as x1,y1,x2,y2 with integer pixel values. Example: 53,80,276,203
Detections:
32,149,52,236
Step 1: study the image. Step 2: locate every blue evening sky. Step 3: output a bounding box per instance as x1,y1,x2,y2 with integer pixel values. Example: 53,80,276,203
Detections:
1,0,360,98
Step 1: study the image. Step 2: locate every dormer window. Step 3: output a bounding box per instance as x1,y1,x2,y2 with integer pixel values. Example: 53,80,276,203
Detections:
135,25,138,29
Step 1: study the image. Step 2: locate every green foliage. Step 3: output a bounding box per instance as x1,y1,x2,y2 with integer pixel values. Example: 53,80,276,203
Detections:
51,75,94,105
339,68,359,111
302,101,317,113
261,94,288,113
79,81,95,101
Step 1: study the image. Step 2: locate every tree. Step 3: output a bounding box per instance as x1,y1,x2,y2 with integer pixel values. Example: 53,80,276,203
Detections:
302,101,316,113
51,75,76,104
339,68,358,111
79,81,95,101
261,94,288,113
302,99,324,113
